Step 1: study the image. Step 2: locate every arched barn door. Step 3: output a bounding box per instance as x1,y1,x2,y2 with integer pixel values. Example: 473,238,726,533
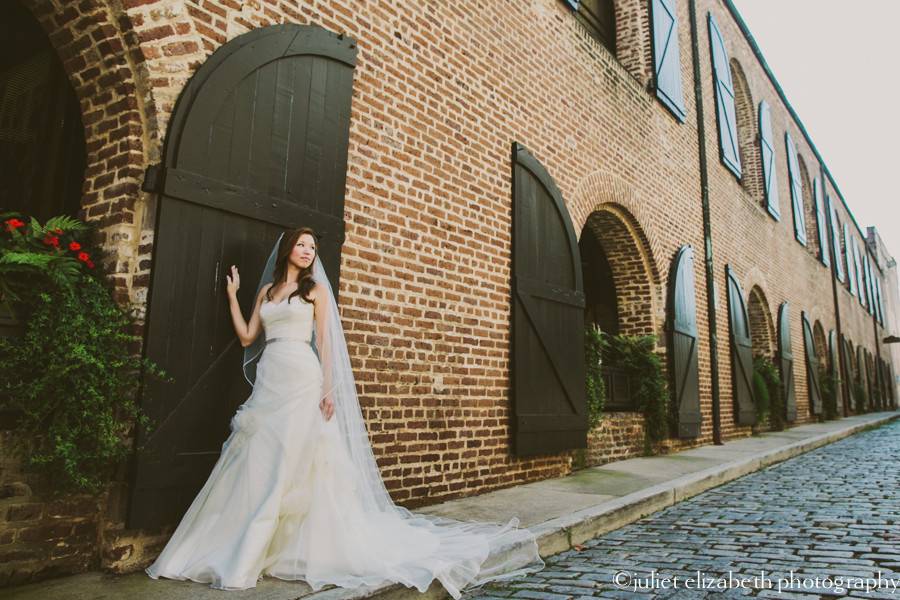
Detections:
726,266,755,426
667,246,701,438
510,143,587,456
801,312,822,417
777,303,796,423
129,25,356,529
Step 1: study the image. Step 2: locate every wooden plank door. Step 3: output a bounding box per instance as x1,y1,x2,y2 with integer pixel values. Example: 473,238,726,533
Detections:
510,143,587,456
668,246,701,438
128,25,357,529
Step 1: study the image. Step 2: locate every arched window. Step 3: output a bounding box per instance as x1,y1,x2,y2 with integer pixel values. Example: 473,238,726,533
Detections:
0,2,85,220
797,156,818,260
729,59,761,202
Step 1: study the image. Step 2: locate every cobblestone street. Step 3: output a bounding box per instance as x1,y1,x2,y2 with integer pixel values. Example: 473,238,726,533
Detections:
467,420,900,599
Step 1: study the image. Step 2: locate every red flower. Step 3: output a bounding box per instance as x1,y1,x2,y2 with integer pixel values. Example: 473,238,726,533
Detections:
77,251,90,262
86,260,95,269
42,235,60,247
69,241,81,251
53,228,63,234
4,218,25,232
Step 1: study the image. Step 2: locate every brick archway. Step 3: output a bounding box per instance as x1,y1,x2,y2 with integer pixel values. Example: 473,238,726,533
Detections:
581,204,661,338
747,285,775,359
17,0,159,307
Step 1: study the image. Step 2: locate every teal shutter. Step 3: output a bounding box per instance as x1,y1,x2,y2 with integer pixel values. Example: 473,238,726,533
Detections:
843,223,855,295
778,303,796,422
726,266,755,426
852,238,863,300
668,246,701,438
758,100,779,219
708,13,741,178
802,312,822,416
651,0,687,121
785,132,806,245
813,178,829,266
864,255,874,314
828,196,844,282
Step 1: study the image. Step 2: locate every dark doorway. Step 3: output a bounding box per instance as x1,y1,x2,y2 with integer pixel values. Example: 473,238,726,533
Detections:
0,2,85,220
580,226,619,336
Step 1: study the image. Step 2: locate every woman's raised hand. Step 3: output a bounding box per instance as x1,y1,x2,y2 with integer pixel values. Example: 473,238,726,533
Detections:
226,265,240,298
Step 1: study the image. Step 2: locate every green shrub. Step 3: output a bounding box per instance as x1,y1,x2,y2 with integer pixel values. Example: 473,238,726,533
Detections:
584,325,606,429
601,333,668,452
852,380,868,414
753,356,783,431
819,366,839,420
0,213,161,494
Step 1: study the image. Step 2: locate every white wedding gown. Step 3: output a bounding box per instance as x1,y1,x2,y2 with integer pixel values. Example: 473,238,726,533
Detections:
146,297,540,597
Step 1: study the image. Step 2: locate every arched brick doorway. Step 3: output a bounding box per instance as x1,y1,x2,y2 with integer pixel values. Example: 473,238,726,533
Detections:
747,286,775,360
580,205,658,339
579,205,659,463
13,0,156,306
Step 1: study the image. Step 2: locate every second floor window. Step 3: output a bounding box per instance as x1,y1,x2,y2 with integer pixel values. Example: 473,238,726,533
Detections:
566,0,616,56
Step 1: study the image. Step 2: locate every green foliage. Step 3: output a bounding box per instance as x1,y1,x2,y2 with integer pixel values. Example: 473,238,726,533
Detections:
852,380,868,414
601,333,668,452
753,356,784,431
819,366,839,420
0,214,160,494
584,325,606,429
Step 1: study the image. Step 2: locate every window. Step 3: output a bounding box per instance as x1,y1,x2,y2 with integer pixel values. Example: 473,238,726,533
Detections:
565,0,616,55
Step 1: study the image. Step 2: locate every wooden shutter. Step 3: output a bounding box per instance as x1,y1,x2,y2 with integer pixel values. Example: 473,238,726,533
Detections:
842,336,854,406
758,101,779,219
829,330,839,383
857,346,867,410
651,0,687,121
668,246,701,438
813,178,829,266
707,13,741,178
843,223,856,295
801,312,822,416
863,254,874,314
129,25,357,529
875,277,885,325
853,239,865,307
778,303,797,422
785,132,806,245
726,266,755,425
511,142,587,456
828,196,844,282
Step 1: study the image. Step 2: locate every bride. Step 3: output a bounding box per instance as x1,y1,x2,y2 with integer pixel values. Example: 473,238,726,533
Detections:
145,227,543,597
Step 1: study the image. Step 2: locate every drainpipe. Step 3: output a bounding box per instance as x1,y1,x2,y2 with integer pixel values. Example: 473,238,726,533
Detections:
866,243,884,410
822,167,849,416
688,0,722,445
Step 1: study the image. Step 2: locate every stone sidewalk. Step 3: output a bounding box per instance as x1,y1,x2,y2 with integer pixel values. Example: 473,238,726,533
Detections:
6,411,897,600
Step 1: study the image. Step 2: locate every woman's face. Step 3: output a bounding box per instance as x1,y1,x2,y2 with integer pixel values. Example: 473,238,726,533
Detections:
290,233,317,269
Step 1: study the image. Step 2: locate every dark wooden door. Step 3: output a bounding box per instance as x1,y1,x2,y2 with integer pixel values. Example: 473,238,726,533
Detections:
128,25,357,529
510,143,587,456
726,266,756,426
777,303,796,422
801,312,822,416
668,246,701,438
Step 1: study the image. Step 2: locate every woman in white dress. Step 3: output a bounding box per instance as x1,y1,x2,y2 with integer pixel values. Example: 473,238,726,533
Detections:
146,228,543,597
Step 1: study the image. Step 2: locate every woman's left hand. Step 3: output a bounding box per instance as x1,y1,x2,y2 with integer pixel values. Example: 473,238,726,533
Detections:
319,395,334,421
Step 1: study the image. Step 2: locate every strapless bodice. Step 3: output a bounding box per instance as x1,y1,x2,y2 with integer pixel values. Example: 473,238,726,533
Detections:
260,297,314,342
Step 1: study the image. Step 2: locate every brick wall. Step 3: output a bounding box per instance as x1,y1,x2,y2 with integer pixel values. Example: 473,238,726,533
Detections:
3,0,896,586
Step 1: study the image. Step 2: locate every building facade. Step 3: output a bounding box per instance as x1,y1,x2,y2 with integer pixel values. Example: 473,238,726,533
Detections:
1,0,897,586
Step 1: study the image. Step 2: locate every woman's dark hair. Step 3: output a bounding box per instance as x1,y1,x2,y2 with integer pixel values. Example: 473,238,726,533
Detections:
266,227,318,304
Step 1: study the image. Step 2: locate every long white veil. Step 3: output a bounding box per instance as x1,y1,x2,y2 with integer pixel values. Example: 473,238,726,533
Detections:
244,233,544,598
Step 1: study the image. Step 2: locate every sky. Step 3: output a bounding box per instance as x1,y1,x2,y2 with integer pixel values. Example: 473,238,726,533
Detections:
729,0,900,260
